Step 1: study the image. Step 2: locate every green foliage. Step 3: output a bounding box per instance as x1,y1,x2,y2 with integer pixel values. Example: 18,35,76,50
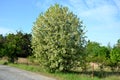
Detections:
109,47,120,67
86,41,101,62
116,39,120,48
1,31,32,63
15,32,32,57
98,46,110,64
0,34,5,57
105,39,120,70
86,41,110,67
4,33,18,62
32,4,86,72
86,39,120,70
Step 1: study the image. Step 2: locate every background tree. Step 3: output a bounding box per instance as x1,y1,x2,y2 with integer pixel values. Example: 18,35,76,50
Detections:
116,39,120,48
86,41,110,68
109,39,120,71
4,33,18,63
32,4,86,72
3,31,32,63
110,47,120,66
16,32,32,57
86,41,101,63
0,34,5,57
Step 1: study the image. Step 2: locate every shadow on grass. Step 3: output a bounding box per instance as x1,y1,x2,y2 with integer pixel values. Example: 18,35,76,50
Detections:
63,70,120,78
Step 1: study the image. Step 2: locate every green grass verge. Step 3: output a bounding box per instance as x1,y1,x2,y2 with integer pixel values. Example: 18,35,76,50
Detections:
0,60,119,80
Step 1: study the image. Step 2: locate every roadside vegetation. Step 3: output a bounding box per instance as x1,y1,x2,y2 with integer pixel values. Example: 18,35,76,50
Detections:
0,59,119,80
0,4,120,80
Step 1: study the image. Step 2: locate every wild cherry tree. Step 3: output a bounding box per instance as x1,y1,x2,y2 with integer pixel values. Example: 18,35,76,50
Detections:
32,4,86,72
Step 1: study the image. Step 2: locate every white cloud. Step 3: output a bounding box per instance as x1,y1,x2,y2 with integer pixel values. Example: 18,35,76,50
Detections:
68,0,119,22
69,0,88,11
80,5,118,22
113,0,120,10
67,0,120,45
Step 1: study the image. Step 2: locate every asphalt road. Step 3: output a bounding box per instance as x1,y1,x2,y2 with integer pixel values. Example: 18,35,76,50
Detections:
0,65,56,80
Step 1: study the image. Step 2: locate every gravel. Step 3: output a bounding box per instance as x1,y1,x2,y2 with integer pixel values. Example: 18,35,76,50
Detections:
0,65,56,80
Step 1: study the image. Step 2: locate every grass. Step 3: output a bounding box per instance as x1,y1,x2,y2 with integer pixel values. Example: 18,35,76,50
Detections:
52,72,100,80
0,60,120,80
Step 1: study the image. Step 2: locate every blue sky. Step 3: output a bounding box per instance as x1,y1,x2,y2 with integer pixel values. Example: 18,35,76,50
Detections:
0,0,120,46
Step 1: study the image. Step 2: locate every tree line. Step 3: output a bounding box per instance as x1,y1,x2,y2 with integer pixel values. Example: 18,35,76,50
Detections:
0,31,32,63
86,40,120,71
0,4,120,72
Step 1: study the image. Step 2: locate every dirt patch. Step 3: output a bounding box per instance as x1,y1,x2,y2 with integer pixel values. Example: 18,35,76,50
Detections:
90,62,99,69
17,58,30,64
